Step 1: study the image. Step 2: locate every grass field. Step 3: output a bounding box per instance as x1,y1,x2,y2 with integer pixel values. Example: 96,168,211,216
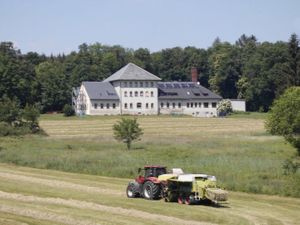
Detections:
0,163,300,225
0,114,299,198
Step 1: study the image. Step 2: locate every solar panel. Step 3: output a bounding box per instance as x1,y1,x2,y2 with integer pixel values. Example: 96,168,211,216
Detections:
188,83,195,88
173,83,181,88
166,83,173,88
181,83,188,88
158,83,165,88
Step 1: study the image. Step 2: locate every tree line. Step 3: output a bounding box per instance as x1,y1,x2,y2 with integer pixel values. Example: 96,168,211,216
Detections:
0,34,299,112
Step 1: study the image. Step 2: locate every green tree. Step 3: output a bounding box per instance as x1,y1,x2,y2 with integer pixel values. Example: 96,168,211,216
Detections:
113,118,143,150
22,104,40,130
0,97,21,125
266,87,300,155
35,61,70,112
63,104,75,117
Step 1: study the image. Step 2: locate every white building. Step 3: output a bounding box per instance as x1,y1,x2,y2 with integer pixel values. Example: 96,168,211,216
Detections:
73,63,222,117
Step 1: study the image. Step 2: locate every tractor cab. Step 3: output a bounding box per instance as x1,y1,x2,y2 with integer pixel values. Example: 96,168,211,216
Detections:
144,166,167,178
136,166,167,184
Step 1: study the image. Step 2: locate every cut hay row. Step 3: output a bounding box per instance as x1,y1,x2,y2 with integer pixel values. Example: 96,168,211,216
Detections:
0,164,300,225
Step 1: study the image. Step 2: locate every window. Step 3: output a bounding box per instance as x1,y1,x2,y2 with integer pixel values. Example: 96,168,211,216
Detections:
100,103,104,109
129,82,132,87
178,103,181,108
124,103,128,109
135,91,138,97
94,103,98,109
146,103,149,109
130,91,133,97
151,91,154,97
145,81,149,87
124,91,128,97
204,102,209,108
167,102,170,108
195,102,198,108
199,102,202,107
150,82,154,87
161,102,164,108
187,103,190,108
145,91,149,97
191,103,194,108
106,103,110,109
140,91,143,97
112,103,116,109
212,102,217,108
172,103,175,108
130,103,133,109
137,103,142,108
135,81,138,87
140,81,143,87
124,82,127,87
151,103,154,108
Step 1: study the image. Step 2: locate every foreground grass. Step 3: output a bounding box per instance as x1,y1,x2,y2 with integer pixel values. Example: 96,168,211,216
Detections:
0,163,300,225
0,114,299,197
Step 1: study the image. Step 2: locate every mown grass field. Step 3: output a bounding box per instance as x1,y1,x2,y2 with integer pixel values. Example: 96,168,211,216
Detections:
0,163,300,225
1,114,299,197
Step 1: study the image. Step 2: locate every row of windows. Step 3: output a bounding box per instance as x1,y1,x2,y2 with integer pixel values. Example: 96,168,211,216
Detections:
160,102,217,109
124,91,154,97
123,81,154,88
124,103,154,109
94,103,116,109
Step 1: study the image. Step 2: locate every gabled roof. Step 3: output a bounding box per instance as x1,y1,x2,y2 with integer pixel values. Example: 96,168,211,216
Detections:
103,63,161,82
82,81,119,100
158,82,222,100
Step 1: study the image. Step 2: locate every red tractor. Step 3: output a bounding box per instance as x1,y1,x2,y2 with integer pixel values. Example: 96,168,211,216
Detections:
126,165,167,200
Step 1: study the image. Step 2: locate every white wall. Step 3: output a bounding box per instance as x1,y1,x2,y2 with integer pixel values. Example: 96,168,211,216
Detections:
89,100,120,115
159,100,219,117
230,99,246,112
115,80,159,115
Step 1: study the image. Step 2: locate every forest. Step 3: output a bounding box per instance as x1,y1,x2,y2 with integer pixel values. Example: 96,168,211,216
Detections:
0,34,299,112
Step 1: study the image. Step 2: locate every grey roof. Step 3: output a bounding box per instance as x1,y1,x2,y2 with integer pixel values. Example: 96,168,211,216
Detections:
103,63,161,82
82,81,119,100
158,82,222,100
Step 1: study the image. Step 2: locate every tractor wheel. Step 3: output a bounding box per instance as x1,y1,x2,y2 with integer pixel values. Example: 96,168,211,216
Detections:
143,181,160,200
185,197,192,205
126,182,140,198
178,196,185,204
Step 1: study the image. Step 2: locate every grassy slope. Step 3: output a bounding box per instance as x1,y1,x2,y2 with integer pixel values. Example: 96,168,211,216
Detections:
0,163,300,225
0,114,299,197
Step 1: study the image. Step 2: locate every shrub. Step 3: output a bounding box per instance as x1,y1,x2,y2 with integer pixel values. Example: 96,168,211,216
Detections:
266,87,300,155
63,104,75,117
0,122,14,136
217,99,233,116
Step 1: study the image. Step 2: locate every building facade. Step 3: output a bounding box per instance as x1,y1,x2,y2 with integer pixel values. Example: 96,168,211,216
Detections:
73,63,222,117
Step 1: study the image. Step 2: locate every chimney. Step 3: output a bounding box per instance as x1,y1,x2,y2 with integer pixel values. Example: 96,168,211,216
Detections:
191,67,198,83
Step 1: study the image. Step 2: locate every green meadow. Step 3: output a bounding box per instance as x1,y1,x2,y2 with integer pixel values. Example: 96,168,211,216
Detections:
0,114,299,197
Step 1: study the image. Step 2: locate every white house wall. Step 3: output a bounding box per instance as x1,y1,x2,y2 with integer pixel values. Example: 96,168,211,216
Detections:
113,81,159,115
159,100,219,117
89,100,120,115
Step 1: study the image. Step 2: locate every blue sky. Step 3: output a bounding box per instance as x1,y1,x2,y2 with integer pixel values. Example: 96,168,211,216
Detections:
1,0,300,55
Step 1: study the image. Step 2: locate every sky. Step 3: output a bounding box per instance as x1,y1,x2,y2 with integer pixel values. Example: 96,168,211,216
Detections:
1,0,300,55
